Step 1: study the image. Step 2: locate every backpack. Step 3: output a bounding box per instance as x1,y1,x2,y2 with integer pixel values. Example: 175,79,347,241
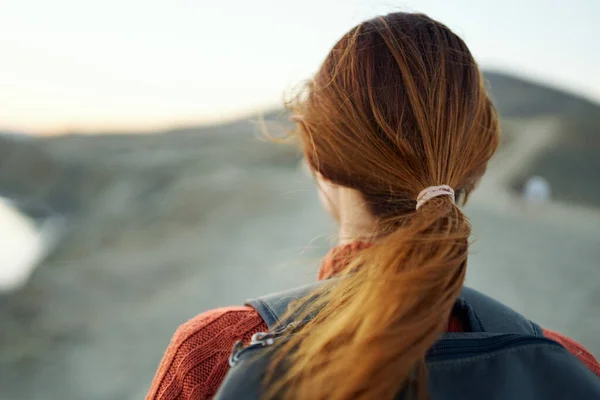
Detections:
214,281,600,399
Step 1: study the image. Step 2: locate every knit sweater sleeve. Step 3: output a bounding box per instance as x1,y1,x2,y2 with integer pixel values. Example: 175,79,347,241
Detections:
542,328,600,377
146,306,268,400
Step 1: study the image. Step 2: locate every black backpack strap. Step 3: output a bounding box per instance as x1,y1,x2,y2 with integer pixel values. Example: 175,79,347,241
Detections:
456,287,543,336
245,281,329,329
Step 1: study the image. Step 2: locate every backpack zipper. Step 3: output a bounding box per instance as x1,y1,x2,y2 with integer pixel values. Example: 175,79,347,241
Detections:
231,331,561,367
427,334,562,362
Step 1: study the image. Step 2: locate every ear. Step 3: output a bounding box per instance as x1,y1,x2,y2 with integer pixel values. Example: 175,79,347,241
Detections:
455,188,467,206
460,177,482,206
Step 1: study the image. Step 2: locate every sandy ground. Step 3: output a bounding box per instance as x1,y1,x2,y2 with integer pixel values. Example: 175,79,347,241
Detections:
0,119,598,400
0,169,332,400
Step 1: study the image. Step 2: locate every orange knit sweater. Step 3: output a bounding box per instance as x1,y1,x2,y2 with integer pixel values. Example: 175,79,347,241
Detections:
147,243,600,399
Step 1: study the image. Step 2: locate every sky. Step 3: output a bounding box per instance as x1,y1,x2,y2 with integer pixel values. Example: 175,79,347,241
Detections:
0,0,598,134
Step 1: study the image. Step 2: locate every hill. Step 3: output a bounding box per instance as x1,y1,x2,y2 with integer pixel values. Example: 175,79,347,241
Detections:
484,70,599,119
484,70,600,209
2,72,599,214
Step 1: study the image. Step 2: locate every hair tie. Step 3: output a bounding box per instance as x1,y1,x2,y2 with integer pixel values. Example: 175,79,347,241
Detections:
416,185,455,210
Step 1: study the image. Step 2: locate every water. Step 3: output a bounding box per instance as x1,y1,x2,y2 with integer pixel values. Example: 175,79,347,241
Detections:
0,197,60,293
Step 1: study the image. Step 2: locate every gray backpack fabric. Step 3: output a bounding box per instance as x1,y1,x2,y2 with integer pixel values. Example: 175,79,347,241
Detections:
214,282,600,399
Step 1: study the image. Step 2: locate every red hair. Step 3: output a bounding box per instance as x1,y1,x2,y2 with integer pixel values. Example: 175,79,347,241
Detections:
268,12,499,400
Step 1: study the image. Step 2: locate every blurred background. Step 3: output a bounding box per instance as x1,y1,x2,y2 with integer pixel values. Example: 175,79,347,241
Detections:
1,1,599,399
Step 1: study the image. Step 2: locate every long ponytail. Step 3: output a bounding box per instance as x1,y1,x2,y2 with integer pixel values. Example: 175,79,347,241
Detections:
267,12,499,400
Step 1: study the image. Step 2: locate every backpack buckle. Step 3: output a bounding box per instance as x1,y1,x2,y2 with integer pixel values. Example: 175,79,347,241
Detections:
228,322,297,367
250,322,297,346
229,341,245,367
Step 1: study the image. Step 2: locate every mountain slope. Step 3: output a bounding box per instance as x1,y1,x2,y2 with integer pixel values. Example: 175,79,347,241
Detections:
484,70,600,209
484,70,599,119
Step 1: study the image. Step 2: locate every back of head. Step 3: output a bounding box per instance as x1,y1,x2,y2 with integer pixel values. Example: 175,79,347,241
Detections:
269,12,500,400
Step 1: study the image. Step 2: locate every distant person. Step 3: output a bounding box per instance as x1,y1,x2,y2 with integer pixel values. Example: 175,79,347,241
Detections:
147,12,600,400
523,175,552,204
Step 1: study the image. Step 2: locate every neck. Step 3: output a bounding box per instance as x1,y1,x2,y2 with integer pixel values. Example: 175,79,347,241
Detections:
337,188,378,245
